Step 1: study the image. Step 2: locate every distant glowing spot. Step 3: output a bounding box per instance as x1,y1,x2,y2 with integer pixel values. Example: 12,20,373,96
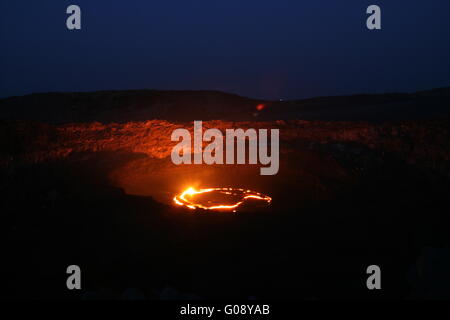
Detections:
256,104,265,111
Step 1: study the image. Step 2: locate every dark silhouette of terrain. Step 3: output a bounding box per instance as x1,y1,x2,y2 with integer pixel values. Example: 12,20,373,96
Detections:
1,87,449,123
1,88,450,300
2,152,449,299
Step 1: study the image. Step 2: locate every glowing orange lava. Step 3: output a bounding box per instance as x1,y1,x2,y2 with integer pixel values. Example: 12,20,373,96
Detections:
173,187,272,212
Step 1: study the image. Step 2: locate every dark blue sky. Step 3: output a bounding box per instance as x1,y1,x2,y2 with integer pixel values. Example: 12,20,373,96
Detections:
1,0,450,100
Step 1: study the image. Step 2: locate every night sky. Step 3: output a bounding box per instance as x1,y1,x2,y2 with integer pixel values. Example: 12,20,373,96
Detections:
1,0,450,100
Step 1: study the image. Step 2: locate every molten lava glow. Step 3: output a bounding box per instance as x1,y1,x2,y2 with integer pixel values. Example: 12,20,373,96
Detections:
173,187,272,212
256,104,265,111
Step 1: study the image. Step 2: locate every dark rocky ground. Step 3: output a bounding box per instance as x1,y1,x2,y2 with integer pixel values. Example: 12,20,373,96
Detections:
1,89,449,300
2,152,449,300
